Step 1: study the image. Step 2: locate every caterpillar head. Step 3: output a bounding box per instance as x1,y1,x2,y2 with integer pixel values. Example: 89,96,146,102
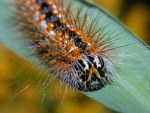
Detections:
73,55,111,91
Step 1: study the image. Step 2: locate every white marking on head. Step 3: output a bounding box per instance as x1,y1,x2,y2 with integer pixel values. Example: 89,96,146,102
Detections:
82,59,89,71
94,56,101,68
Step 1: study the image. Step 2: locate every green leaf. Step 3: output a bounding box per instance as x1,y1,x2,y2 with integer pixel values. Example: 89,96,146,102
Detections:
0,0,150,113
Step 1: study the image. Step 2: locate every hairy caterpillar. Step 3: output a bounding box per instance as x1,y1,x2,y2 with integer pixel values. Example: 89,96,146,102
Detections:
14,0,114,92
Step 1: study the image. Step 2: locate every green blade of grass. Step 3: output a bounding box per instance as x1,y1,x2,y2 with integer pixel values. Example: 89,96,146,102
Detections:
0,0,150,113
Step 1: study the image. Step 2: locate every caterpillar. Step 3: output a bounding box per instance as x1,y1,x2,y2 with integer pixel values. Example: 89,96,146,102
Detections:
14,0,113,92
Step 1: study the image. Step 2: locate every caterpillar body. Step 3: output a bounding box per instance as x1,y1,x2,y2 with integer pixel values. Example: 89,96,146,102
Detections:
15,0,113,91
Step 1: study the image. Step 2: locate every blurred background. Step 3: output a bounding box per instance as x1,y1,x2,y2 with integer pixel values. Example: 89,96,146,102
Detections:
0,0,150,113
